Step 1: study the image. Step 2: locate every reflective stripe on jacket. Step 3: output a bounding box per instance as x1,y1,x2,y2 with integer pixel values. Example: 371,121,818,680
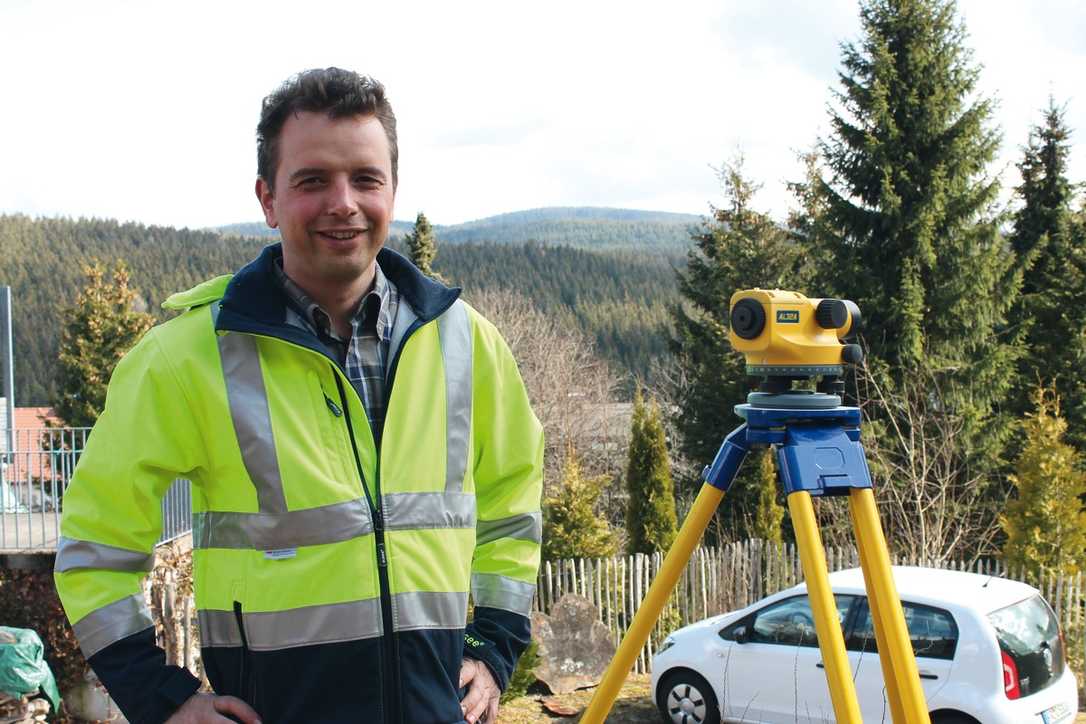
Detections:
54,244,544,724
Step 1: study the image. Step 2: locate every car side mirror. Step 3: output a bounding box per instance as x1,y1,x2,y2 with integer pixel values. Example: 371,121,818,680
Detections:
734,624,749,644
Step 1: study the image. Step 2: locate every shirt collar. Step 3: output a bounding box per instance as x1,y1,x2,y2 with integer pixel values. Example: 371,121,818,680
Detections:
272,258,390,341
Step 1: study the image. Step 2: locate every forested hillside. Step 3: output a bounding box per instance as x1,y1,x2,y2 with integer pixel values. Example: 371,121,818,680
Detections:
431,242,679,378
219,206,700,251
0,214,679,406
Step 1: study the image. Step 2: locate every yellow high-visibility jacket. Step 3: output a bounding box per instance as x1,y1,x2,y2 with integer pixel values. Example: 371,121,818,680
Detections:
55,245,543,724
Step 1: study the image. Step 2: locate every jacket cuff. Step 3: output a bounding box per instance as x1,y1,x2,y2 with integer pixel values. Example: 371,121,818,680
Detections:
88,627,201,724
463,606,532,691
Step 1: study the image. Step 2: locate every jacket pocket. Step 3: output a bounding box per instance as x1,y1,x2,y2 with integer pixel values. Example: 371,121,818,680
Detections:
308,369,357,497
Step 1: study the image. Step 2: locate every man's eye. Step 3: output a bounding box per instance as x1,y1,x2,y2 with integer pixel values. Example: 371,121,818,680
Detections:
299,177,324,187
355,176,381,187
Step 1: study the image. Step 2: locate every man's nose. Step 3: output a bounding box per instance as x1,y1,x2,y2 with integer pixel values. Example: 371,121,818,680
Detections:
325,177,359,217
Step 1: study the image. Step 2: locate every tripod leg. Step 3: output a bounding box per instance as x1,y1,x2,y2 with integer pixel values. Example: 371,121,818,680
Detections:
850,487,931,724
580,483,724,724
787,490,862,724
849,494,907,724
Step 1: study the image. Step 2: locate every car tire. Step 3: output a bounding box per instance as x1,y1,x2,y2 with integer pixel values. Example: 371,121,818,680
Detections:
656,669,721,724
931,712,979,724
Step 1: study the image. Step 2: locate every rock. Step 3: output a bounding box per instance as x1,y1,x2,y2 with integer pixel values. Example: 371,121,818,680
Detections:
62,669,128,722
540,697,580,717
531,594,616,694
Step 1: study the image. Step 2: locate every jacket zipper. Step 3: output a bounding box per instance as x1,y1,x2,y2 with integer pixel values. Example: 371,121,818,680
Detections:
233,601,260,714
334,372,397,724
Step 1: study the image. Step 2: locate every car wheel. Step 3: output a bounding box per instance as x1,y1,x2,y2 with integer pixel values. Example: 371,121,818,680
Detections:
930,714,978,724
656,669,720,724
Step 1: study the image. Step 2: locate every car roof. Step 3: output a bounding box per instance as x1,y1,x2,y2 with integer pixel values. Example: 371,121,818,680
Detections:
779,566,1039,614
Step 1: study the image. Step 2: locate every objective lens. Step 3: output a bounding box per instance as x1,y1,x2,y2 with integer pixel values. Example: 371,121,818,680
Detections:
731,298,766,339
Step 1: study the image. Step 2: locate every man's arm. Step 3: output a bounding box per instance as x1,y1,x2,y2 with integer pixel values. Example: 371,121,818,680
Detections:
463,311,544,689
54,328,205,724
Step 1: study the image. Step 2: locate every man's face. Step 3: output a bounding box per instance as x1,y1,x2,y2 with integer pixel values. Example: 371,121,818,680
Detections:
256,111,395,291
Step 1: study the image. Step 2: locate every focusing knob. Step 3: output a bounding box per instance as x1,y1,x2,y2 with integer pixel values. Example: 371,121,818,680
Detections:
816,299,849,329
731,298,766,339
842,344,864,364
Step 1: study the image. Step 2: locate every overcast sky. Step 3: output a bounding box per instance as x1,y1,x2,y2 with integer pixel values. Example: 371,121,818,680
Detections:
2,0,1084,230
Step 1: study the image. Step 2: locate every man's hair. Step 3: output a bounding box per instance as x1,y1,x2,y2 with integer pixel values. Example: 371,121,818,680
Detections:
257,68,398,191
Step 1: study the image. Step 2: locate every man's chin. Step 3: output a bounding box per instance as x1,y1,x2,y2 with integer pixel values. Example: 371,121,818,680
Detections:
317,255,378,285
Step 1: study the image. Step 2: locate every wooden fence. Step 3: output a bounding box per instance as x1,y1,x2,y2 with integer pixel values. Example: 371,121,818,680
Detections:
534,539,1086,678
150,538,1086,688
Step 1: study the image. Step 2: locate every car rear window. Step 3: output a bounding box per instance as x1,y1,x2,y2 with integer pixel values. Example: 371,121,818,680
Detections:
988,595,1064,697
847,600,958,660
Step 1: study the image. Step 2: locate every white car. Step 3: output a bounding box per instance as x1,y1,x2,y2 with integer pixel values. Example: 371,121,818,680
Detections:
651,567,1078,724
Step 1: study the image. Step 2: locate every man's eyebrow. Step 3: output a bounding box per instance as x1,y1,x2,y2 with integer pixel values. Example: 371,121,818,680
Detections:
287,166,388,182
352,165,388,179
288,168,327,183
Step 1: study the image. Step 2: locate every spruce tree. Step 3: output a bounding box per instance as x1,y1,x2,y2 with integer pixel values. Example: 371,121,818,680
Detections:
404,212,447,284
672,158,808,539
817,0,1016,365
625,389,678,555
52,261,153,428
542,446,618,560
814,0,1021,472
1001,386,1086,582
1008,100,1086,448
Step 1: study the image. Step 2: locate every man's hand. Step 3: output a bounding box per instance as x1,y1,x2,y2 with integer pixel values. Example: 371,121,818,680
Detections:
459,658,500,724
164,693,261,724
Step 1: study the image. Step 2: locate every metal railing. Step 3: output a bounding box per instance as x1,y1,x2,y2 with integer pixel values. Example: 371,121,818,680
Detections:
0,427,192,552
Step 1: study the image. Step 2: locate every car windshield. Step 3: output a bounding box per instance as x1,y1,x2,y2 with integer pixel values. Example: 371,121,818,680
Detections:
988,595,1063,696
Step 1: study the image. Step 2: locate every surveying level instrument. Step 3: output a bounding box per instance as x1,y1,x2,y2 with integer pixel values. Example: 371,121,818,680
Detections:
582,290,931,724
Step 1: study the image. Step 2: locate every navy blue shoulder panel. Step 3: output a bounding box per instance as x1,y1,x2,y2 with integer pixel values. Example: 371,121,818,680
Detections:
376,246,461,321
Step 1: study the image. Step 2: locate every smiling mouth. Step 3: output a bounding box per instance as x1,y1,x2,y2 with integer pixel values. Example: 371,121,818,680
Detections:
317,229,367,241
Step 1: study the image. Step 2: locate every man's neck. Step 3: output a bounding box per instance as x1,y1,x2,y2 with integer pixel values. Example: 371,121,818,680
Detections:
282,260,376,338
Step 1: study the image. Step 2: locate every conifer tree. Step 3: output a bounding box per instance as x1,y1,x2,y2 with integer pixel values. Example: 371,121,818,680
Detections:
625,389,678,555
817,0,1017,367
813,0,1021,474
542,446,618,560
672,158,807,539
52,261,153,428
1001,387,1086,582
749,448,784,544
1008,100,1086,448
404,212,446,283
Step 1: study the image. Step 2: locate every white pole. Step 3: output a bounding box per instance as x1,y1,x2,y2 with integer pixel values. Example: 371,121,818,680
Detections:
1,286,14,462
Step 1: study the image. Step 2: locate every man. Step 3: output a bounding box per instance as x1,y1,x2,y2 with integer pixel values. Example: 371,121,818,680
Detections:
54,68,543,724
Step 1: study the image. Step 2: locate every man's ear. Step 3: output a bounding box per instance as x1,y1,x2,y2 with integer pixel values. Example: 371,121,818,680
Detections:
255,177,278,229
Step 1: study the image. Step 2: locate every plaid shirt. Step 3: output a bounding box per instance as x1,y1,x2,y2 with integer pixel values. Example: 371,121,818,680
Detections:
273,259,400,446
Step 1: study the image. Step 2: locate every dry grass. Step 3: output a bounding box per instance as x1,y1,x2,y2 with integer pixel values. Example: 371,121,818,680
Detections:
496,675,657,723
495,676,1085,723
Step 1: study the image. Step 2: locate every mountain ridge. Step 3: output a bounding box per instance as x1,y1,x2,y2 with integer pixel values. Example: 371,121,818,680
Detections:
217,206,703,250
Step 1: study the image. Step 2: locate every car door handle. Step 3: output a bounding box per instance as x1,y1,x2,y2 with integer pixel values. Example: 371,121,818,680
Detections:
816,662,824,669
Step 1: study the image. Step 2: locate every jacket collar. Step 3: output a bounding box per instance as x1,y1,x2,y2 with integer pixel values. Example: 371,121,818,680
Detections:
217,243,460,336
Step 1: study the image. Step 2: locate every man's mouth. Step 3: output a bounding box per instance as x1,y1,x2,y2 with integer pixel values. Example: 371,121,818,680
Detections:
317,229,367,241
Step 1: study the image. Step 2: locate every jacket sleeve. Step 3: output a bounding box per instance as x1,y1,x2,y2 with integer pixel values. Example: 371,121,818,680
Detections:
463,312,544,689
54,327,204,723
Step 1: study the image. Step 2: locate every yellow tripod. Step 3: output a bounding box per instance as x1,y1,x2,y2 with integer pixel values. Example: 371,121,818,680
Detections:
582,291,932,724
